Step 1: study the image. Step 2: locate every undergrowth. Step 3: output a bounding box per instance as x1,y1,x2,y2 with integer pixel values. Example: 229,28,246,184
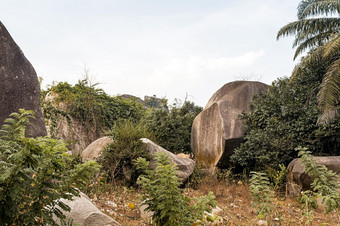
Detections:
0,109,100,225
136,152,217,226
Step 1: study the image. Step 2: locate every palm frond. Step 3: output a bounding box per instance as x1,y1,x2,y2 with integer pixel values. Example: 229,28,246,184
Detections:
291,63,305,80
298,0,340,20
291,47,324,80
317,58,340,124
317,108,339,124
293,31,333,48
277,18,340,40
322,33,340,57
293,32,333,59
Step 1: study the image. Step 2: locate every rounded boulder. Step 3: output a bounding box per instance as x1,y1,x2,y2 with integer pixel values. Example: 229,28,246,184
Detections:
191,81,268,170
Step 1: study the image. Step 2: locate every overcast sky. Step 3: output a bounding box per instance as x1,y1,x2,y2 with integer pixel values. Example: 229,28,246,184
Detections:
1,0,299,107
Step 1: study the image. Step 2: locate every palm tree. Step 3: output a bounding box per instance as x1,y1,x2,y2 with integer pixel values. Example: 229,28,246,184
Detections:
277,0,340,124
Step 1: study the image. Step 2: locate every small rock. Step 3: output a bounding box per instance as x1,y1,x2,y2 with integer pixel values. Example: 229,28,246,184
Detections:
106,201,118,208
211,206,222,215
139,203,153,221
257,220,268,226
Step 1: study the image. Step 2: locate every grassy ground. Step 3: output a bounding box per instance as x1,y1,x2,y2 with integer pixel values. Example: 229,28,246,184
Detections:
86,177,340,225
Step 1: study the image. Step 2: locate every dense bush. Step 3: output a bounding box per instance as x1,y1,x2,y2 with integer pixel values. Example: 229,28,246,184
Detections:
0,109,100,225
98,119,155,185
143,101,202,153
42,80,146,136
136,152,216,226
231,56,340,170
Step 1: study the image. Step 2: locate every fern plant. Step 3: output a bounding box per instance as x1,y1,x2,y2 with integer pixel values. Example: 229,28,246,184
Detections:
297,146,340,213
249,171,274,217
135,152,216,226
0,109,100,225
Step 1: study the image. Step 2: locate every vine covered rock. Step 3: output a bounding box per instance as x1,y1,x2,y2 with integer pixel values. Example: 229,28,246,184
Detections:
0,21,46,137
43,91,99,154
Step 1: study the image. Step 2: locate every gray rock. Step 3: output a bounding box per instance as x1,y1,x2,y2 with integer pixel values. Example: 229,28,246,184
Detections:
56,192,121,226
141,138,195,183
191,81,268,170
287,156,340,197
81,136,113,162
0,21,46,137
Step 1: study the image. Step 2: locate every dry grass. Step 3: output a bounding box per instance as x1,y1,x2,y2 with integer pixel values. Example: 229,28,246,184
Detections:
86,177,340,225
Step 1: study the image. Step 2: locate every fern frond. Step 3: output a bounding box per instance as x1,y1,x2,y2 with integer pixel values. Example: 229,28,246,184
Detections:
0,109,34,140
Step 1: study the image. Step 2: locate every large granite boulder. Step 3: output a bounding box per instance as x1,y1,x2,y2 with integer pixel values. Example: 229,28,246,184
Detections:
0,21,46,137
141,138,195,183
287,156,340,197
81,136,113,162
55,192,121,226
191,81,268,170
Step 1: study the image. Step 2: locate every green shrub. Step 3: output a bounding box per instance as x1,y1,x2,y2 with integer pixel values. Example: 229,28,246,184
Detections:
136,152,217,226
265,164,287,192
143,101,202,153
98,119,155,185
0,109,100,225
249,171,274,217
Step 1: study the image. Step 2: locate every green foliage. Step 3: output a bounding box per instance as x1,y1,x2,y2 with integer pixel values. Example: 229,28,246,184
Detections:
249,172,274,217
136,152,216,226
0,109,100,225
98,119,155,185
265,164,287,191
143,101,202,153
297,147,340,213
42,80,146,136
231,56,340,170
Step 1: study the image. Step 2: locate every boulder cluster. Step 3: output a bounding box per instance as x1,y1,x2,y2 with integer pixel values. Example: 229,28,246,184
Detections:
2,19,340,225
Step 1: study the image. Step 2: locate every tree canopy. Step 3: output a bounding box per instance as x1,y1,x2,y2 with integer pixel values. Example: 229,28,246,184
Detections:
277,0,340,124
